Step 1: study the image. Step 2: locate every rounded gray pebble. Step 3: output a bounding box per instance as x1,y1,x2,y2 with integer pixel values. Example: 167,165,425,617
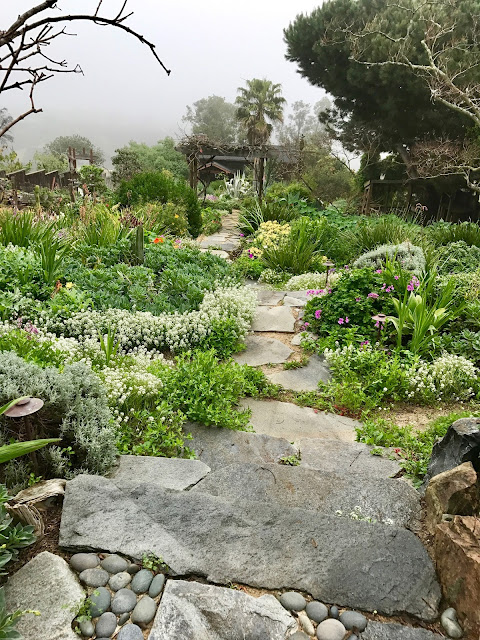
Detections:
131,595,157,625
118,612,130,625
117,624,144,640
111,588,138,615
101,554,129,574
127,564,141,575
441,608,463,639
339,610,367,632
70,553,99,572
88,587,111,618
329,605,339,619
131,569,154,594
350,636,358,640
95,612,117,638
79,567,109,587
279,591,306,612
79,619,95,636
306,601,328,623
289,633,309,640
316,619,346,640
109,571,132,591
148,574,165,598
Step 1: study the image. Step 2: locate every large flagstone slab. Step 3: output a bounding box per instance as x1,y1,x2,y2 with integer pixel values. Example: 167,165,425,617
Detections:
233,335,293,366
251,306,295,332
240,399,359,442
60,475,440,621
267,355,331,391
184,422,298,471
298,438,401,479
191,462,421,527
110,455,210,490
149,579,296,640
256,290,286,306
362,622,443,639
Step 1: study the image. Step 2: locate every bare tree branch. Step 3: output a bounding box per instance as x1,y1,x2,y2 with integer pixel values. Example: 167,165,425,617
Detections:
0,1,170,139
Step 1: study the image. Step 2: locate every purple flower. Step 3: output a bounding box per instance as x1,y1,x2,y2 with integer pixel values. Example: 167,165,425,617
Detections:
360,340,369,347
344,265,350,270
314,309,322,319
303,322,310,328
375,269,382,274
355,297,362,302
394,275,400,280
338,317,345,325
345,317,349,323
368,292,379,299
240,233,245,237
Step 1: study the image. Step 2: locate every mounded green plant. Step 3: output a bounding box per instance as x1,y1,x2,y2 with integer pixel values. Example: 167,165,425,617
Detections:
437,241,480,275
353,242,425,273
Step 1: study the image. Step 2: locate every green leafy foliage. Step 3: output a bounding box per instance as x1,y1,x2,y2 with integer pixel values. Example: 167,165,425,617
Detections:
261,217,325,275
0,586,39,639
437,241,480,275
0,486,36,574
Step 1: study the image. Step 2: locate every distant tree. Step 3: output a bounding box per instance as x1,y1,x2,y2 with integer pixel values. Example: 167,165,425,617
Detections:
0,109,13,147
0,2,169,140
44,134,105,166
277,98,330,149
183,95,239,144
33,151,68,173
235,79,286,145
111,138,188,185
0,150,30,173
79,165,107,195
303,151,355,203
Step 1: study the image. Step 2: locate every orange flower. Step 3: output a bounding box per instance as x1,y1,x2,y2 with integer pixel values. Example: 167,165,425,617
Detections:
153,238,160,244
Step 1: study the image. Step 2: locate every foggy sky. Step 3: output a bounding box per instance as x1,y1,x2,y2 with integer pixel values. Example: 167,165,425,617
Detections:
2,1,326,167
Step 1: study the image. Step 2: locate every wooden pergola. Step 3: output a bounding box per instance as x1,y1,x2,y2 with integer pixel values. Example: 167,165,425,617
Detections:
176,136,299,198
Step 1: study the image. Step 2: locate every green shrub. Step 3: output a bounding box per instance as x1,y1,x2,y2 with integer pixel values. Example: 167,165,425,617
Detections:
0,484,36,572
232,254,266,280
353,242,425,273
152,350,267,430
425,221,480,247
115,172,201,237
338,216,421,263
0,353,117,488
264,181,314,203
437,241,480,275
238,199,299,236
261,217,325,275
304,268,395,341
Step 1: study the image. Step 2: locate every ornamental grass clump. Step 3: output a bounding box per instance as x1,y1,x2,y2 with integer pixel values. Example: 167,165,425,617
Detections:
261,217,325,275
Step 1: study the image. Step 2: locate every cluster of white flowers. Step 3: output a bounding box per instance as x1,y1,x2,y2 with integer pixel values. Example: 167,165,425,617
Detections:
285,271,340,291
406,353,477,402
40,286,257,353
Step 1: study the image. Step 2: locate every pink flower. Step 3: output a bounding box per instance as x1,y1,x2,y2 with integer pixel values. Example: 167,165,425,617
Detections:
314,309,322,319
375,269,382,274
338,318,345,325
394,275,400,280
360,340,369,347
240,233,245,237
355,297,362,302
303,322,310,328
368,292,379,299
345,317,349,323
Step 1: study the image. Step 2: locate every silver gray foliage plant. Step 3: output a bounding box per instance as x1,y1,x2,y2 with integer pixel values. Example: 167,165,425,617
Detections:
352,242,425,273
0,352,117,487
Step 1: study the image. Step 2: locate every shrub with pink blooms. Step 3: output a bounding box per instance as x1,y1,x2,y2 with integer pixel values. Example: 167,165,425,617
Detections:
304,268,395,344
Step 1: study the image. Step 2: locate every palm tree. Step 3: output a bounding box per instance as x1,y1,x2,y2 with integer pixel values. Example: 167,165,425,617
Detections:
235,79,286,197
235,78,286,145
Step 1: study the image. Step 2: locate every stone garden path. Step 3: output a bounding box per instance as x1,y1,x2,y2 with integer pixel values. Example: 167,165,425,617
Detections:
5,225,446,640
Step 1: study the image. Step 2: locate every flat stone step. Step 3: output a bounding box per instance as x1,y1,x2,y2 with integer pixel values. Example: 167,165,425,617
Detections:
251,306,295,332
298,438,402,479
110,456,210,490
199,248,229,259
267,355,331,391
240,399,359,442
362,622,443,639
184,422,298,471
59,475,440,621
191,462,421,527
149,579,296,639
233,335,293,366
257,290,286,306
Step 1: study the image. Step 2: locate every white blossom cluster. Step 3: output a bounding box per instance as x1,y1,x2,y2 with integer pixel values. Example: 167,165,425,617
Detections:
406,353,477,402
285,271,341,290
39,286,257,353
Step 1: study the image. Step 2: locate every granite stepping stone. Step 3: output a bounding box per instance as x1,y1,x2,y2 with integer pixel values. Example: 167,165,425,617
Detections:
233,335,293,366
362,622,444,639
267,354,331,391
298,438,401,479
240,399,358,442
184,422,298,471
60,475,440,620
252,306,295,332
192,462,421,527
148,579,296,639
256,290,286,306
111,455,210,491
